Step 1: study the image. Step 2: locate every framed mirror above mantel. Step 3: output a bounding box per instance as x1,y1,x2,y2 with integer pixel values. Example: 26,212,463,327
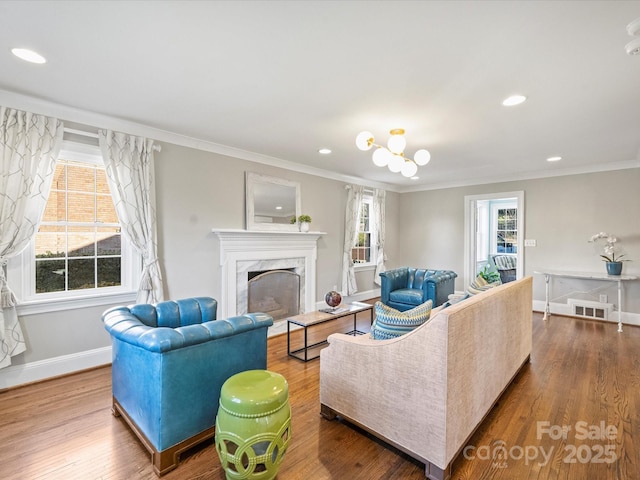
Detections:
245,172,301,232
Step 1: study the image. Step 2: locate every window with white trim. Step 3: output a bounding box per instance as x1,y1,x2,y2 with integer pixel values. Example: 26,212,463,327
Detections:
9,140,139,309
492,204,518,255
351,194,377,266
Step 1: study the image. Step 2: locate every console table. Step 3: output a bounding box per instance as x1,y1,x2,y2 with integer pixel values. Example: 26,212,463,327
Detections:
534,269,638,332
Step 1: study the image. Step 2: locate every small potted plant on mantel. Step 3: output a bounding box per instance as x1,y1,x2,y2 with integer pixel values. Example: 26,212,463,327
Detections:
297,215,312,232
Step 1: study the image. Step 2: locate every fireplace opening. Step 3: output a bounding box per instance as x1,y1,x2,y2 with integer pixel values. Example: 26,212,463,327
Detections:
248,269,300,321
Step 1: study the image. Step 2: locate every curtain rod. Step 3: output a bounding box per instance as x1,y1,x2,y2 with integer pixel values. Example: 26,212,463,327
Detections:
344,184,375,194
63,127,162,152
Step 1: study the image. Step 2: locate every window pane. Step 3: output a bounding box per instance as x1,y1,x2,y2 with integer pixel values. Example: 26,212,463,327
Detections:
98,257,121,287
67,192,95,222
360,203,370,231
35,232,66,258
96,194,117,223
96,169,110,194
66,164,95,193
68,229,95,257
41,190,66,222
68,258,95,290
36,259,66,293
52,162,66,189
97,232,121,256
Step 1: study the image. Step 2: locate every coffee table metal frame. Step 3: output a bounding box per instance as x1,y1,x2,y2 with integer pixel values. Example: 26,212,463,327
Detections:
287,301,374,362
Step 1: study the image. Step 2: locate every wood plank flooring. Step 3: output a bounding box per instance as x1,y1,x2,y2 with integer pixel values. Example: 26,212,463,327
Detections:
0,311,638,479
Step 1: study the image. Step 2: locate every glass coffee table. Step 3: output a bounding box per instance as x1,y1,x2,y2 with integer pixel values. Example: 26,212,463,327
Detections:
287,301,374,362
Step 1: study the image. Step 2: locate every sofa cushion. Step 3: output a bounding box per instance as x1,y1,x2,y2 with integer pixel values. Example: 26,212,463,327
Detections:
467,275,501,295
371,300,432,340
389,288,424,306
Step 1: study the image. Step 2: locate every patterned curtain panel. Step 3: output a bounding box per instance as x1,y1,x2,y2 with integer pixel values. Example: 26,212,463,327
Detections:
98,130,164,304
0,107,63,369
373,188,386,285
341,184,364,295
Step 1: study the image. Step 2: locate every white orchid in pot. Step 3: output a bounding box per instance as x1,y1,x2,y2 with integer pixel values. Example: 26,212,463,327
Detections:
589,232,628,275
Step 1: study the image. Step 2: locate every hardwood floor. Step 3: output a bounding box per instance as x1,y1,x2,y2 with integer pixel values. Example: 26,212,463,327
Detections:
0,311,638,480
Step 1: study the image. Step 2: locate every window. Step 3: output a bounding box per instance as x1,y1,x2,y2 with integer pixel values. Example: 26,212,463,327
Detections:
351,195,376,265
495,207,517,254
8,141,139,312
35,157,122,293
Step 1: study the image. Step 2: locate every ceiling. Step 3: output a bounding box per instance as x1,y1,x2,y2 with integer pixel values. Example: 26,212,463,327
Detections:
1,1,639,191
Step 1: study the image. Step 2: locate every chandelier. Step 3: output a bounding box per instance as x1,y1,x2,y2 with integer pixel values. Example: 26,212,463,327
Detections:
355,128,430,178
626,17,640,56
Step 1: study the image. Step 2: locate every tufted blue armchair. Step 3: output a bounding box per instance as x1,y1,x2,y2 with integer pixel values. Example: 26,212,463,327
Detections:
379,267,457,311
102,297,273,476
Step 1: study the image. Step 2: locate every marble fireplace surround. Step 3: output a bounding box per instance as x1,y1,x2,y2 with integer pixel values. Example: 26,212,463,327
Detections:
212,229,324,321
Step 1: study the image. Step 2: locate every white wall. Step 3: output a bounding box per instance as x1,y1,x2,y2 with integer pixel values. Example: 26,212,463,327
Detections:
395,168,640,313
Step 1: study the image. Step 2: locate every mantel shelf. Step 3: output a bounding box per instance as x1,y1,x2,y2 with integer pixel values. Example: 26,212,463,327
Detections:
212,228,326,238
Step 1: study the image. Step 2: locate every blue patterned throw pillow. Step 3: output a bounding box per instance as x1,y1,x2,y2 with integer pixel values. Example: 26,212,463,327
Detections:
371,300,432,340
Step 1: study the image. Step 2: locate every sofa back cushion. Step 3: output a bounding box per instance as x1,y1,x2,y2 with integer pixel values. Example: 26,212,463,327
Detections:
407,268,436,289
371,300,432,340
129,297,218,328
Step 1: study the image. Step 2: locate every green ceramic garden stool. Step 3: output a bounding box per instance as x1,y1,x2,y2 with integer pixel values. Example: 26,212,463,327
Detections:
215,370,291,480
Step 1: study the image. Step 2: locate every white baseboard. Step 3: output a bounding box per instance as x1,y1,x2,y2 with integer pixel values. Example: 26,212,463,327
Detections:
0,346,112,390
342,288,380,304
532,300,640,327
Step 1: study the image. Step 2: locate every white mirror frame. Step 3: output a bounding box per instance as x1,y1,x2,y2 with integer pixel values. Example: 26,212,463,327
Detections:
245,172,301,231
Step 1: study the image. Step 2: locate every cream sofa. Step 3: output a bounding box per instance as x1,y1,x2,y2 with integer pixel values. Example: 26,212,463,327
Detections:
319,276,533,480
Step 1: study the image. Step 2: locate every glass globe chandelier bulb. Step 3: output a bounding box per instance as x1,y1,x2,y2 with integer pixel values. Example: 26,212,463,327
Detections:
388,154,404,173
372,147,390,167
414,149,431,166
356,131,374,151
401,160,418,178
387,133,406,154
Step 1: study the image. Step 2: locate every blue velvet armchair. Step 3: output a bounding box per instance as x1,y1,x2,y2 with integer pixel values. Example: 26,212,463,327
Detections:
379,267,457,311
102,297,273,476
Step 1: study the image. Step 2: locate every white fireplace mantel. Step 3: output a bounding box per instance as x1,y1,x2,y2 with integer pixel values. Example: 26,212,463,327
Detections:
212,228,325,318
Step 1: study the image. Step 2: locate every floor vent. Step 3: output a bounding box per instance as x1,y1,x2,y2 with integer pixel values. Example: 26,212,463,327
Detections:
568,299,612,320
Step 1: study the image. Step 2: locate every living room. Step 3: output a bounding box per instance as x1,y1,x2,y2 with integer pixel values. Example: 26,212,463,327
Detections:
1,2,639,479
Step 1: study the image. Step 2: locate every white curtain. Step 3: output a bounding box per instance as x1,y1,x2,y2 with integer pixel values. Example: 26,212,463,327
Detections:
373,188,386,285
99,130,164,304
0,107,63,369
341,184,364,296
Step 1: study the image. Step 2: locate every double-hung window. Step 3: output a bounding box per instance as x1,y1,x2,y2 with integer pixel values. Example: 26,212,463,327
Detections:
351,194,376,266
493,206,518,254
9,140,139,313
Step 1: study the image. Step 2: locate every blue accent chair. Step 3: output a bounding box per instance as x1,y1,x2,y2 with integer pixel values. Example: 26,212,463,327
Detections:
379,267,457,311
102,297,273,476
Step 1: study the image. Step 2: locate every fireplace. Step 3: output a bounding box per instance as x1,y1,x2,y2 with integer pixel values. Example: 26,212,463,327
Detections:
248,270,300,320
212,229,323,333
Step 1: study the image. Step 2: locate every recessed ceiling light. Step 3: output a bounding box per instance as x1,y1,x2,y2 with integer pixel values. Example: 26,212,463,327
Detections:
318,148,332,155
411,176,419,180
11,47,46,64
275,206,283,210
502,95,527,106
547,156,562,162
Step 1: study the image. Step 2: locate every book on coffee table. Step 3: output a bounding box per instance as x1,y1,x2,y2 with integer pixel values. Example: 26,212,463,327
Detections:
318,307,349,314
